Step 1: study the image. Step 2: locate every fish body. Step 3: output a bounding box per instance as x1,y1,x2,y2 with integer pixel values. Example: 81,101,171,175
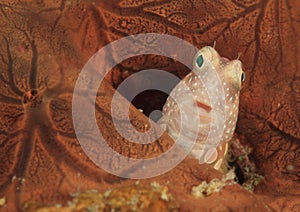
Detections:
159,46,245,173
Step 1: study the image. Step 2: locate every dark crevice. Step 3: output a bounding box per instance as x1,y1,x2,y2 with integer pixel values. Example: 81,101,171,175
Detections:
3,36,24,96
119,0,174,10
29,39,38,90
231,0,248,9
249,9,264,86
229,160,245,184
81,19,90,51
267,121,300,144
273,0,283,81
0,131,20,148
45,67,64,96
15,132,34,180
89,5,109,42
38,122,107,183
51,0,66,32
56,130,77,139
0,93,21,104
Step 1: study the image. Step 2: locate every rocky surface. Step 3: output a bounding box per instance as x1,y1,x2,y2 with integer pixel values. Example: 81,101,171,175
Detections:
0,0,299,211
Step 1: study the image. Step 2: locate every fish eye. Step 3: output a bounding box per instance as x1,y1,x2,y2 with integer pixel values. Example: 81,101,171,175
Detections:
195,55,204,68
241,71,246,82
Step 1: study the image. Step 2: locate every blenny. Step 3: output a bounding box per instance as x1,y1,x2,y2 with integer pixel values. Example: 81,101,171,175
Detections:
158,46,245,173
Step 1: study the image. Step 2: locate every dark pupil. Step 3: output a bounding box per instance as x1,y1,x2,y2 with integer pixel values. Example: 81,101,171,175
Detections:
241,72,246,82
196,55,204,68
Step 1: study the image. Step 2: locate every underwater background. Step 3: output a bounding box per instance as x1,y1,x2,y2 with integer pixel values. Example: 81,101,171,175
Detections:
0,0,299,211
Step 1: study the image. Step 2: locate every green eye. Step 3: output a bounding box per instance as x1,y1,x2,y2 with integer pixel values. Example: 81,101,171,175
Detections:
196,55,204,68
241,71,246,82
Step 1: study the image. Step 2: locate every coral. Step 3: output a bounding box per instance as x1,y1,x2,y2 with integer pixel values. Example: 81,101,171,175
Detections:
23,183,178,212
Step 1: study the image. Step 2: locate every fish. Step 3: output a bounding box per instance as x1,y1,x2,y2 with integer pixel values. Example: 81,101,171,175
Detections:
158,46,245,173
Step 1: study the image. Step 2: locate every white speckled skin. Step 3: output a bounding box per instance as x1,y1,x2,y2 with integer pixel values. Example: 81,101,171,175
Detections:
159,46,245,172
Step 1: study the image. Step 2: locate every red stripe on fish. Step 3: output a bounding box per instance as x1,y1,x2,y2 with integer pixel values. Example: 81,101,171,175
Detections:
195,100,212,112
